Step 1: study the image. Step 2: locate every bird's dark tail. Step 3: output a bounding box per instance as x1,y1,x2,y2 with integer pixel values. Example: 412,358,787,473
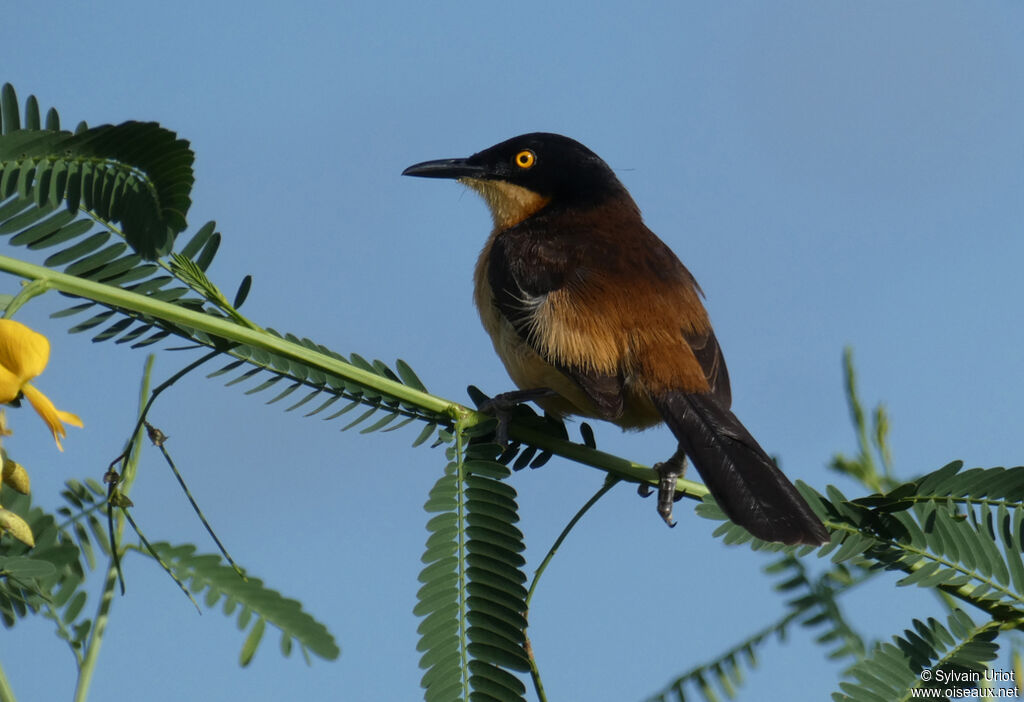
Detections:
652,391,829,546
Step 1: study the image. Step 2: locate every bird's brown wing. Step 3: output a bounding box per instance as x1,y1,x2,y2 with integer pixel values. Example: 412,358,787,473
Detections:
485,211,725,419
484,220,627,420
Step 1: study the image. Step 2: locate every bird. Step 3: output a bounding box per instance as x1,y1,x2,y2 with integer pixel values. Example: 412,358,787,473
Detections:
402,132,829,546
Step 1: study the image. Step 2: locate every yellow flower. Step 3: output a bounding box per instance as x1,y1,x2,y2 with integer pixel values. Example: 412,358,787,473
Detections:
0,319,82,450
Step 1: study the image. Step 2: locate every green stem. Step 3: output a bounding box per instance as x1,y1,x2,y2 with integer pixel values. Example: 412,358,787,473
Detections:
3,278,50,318
0,659,16,702
0,254,456,418
119,508,200,612
526,477,620,607
524,477,620,702
508,423,708,501
72,566,119,702
153,438,243,578
73,356,155,702
119,350,221,482
524,637,546,702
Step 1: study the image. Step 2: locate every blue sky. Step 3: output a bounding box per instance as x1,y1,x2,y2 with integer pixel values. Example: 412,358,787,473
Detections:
3,2,1024,700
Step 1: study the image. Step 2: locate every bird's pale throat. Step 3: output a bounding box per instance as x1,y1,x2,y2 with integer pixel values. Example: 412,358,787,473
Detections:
459,178,550,230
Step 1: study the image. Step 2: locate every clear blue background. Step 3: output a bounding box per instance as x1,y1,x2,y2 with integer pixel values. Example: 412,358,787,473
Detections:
3,2,1023,700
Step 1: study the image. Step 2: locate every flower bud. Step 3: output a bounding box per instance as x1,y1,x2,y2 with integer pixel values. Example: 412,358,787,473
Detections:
1,455,30,494
0,507,33,547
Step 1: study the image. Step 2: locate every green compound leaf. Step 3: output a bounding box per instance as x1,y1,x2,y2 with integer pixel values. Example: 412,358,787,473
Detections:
149,542,340,665
416,435,529,702
833,610,999,702
1,83,194,259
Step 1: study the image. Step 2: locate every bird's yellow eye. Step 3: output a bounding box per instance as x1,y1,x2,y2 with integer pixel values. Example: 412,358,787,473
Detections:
514,150,536,169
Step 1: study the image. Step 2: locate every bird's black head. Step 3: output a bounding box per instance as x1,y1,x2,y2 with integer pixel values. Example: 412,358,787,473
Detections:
403,133,628,228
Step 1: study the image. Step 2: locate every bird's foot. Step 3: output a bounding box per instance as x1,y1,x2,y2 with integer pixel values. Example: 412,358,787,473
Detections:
479,388,558,445
650,452,688,528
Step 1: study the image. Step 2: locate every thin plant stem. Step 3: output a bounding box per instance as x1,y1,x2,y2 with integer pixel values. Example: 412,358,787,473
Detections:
149,432,244,578
0,659,16,702
105,349,221,591
119,508,200,612
121,350,223,475
71,565,119,702
524,476,620,702
73,356,154,702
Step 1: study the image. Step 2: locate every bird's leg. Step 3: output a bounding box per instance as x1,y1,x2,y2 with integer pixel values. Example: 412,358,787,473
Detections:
649,448,688,528
479,388,558,445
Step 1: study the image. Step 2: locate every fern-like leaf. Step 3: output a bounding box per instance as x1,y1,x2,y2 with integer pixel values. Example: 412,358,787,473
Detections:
645,555,872,702
700,463,1024,618
828,464,1024,610
0,83,194,259
833,609,999,701
643,611,798,702
207,337,447,443
148,542,340,665
416,430,529,702
767,555,867,662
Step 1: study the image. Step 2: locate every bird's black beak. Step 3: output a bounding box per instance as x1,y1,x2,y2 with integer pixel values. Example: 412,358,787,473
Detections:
401,158,487,180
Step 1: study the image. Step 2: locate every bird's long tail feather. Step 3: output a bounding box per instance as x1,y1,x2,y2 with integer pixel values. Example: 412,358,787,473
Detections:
653,391,829,545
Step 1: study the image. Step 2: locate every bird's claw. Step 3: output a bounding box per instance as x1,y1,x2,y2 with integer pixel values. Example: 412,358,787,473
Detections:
638,480,685,502
479,388,558,445
652,456,687,529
